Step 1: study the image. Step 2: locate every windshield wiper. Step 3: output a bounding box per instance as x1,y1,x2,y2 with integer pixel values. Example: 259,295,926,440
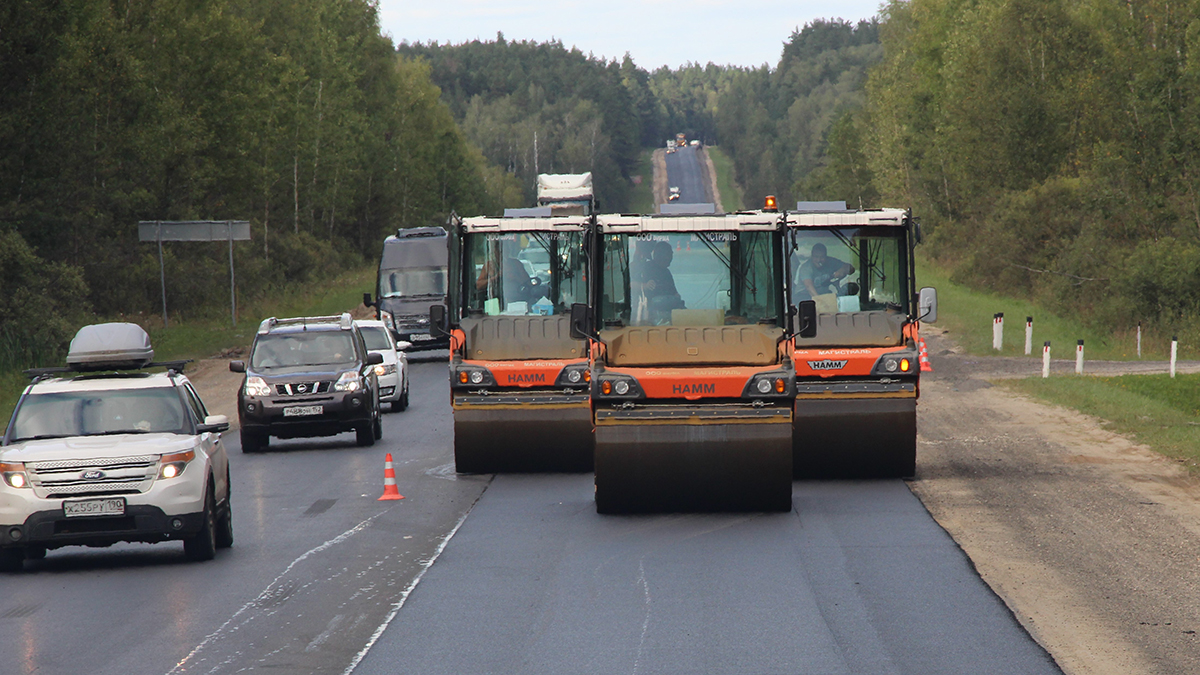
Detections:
92,429,153,436
13,434,71,442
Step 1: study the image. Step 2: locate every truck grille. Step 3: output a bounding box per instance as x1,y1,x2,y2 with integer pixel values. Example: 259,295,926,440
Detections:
28,455,156,497
275,381,331,396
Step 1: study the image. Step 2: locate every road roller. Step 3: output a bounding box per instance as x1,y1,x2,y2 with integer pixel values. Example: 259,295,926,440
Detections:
571,209,803,513
432,213,594,473
786,207,938,478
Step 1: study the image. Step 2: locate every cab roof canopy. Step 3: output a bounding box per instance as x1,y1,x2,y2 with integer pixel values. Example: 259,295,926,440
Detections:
460,215,589,233
597,212,782,233
785,208,908,228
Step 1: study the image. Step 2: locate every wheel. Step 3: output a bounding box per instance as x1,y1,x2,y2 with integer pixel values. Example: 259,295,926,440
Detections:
373,414,383,440
184,485,218,562
356,423,375,447
241,430,267,453
395,381,409,412
0,548,23,573
215,468,233,549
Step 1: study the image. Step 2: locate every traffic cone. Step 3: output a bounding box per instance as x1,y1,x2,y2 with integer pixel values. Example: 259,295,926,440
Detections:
378,453,404,501
918,338,933,372
676,241,682,251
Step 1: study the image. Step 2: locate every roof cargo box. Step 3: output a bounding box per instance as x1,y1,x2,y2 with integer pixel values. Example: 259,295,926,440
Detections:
66,323,154,371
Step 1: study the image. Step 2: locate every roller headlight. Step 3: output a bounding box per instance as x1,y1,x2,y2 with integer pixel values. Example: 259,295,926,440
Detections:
1,463,29,489
756,379,772,394
596,374,642,399
568,370,582,383
742,371,793,398
555,365,591,387
334,371,361,392
453,367,495,388
614,380,629,395
873,351,917,376
470,371,484,384
244,376,271,397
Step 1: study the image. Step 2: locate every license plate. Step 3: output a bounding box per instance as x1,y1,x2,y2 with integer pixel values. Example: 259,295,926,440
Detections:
411,333,434,341
283,405,323,417
63,498,126,518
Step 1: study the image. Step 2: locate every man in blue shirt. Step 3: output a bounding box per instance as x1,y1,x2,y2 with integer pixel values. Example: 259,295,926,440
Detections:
796,243,854,301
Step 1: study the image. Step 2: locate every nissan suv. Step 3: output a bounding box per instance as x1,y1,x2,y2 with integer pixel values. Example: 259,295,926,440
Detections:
0,323,233,572
230,313,383,452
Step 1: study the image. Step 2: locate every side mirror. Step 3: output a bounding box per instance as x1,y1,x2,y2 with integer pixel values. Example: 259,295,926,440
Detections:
198,414,230,433
918,287,938,323
366,352,384,366
797,300,818,339
395,341,412,351
363,292,374,308
429,304,447,338
229,361,246,373
569,303,591,340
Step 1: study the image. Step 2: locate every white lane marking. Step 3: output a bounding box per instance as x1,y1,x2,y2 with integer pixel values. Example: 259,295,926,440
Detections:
424,462,458,480
166,512,385,675
632,558,653,675
341,502,476,675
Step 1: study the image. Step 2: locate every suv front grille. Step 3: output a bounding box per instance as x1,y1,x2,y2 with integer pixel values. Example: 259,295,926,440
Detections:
275,381,331,396
28,456,156,497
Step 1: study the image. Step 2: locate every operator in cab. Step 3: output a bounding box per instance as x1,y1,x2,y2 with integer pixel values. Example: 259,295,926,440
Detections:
795,242,855,303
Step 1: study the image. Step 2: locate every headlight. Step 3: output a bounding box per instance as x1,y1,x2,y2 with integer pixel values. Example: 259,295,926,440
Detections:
245,376,271,397
555,365,591,386
381,310,395,332
873,352,916,376
742,371,792,398
454,367,495,387
334,371,361,392
596,374,642,399
470,371,484,384
375,363,398,376
756,379,772,394
1,462,29,489
158,450,195,479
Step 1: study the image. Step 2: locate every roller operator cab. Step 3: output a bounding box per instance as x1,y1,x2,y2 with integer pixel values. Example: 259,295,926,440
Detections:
434,214,594,473
365,226,450,350
580,212,796,513
787,208,937,478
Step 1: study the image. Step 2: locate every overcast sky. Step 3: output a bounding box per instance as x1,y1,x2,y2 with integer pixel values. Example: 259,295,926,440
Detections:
377,1,885,71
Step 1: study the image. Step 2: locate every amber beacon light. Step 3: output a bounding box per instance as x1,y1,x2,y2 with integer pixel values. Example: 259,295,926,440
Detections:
763,195,778,211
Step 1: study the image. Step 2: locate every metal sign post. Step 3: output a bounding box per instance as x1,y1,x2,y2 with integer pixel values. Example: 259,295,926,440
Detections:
139,220,252,328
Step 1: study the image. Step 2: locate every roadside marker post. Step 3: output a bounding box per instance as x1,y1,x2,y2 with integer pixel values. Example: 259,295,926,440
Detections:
1171,336,1178,378
1076,340,1084,375
1137,322,1142,358
1025,317,1033,356
1042,341,1051,378
997,313,1004,350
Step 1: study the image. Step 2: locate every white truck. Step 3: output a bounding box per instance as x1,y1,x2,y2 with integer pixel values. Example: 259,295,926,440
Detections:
537,173,594,216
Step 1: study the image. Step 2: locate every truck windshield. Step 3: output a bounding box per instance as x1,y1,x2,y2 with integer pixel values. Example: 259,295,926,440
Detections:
463,230,586,316
598,231,781,327
379,266,446,298
11,387,188,440
788,228,908,314
250,332,357,369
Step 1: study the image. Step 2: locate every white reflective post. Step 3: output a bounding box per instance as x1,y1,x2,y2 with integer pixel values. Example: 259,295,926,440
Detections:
1043,341,1051,378
1076,340,1084,375
1025,316,1033,356
1137,322,1142,358
997,313,1004,351
1171,336,1178,378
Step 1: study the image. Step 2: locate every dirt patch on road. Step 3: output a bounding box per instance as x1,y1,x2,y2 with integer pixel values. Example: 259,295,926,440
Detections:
914,330,1200,674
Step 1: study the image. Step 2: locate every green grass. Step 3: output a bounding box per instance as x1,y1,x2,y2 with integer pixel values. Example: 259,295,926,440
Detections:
0,266,375,425
628,149,655,214
1004,374,1200,471
705,146,743,213
917,255,1164,360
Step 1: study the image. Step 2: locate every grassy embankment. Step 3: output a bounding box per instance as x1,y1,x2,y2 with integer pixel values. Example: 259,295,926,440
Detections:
0,266,375,424
628,149,655,214
918,255,1200,471
705,146,743,213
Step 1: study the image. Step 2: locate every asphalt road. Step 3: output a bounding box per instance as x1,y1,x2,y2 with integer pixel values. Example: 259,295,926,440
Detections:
1,355,1062,675
663,145,710,205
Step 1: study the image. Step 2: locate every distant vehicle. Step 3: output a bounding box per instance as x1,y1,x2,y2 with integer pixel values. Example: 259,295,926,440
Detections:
365,226,450,350
1,323,233,571
230,313,383,451
689,139,700,147
355,319,410,412
675,132,687,147
668,186,681,202
537,173,594,216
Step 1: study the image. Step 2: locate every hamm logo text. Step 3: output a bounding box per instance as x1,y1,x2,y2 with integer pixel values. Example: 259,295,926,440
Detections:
807,360,848,371
507,373,546,384
673,383,715,395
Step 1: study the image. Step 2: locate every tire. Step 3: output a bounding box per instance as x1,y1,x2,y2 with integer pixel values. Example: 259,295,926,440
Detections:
0,548,23,573
215,468,233,549
241,430,267,454
356,423,375,447
395,381,409,412
184,485,218,562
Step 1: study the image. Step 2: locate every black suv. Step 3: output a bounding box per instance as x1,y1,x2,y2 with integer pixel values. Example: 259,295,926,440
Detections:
230,314,383,452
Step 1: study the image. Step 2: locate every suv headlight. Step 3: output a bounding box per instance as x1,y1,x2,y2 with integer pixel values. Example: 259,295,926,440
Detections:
158,450,195,479
454,367,495,387
1,462,29,489
244,376,271,397
375,363,398,377
380,310,395,332
872,351,916,376
334,371,362,392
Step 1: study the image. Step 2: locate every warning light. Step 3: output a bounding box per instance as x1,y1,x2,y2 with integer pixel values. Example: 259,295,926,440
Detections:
775,378,785,394
458,371,469,384
764,195,778,211
601,381,612,395
900,358,911,372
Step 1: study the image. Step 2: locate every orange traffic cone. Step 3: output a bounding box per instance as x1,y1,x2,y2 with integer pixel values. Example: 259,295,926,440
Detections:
676,241,682,251
378,453,404,501
918,338,933,372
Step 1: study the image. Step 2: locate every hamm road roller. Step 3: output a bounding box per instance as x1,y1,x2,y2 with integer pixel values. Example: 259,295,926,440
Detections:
786,207,937,478
571,209,812,512
432,213,594,473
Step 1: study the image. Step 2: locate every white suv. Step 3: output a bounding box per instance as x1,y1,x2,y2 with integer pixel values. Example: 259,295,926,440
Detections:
0,324,232,572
